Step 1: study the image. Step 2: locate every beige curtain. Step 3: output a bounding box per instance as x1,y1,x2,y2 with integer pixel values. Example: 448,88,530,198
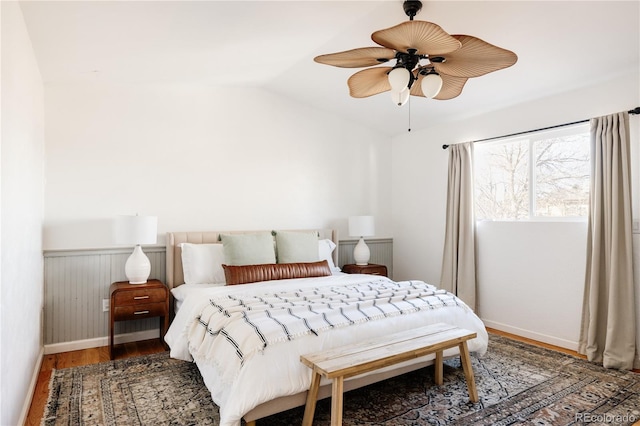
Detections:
440,142,477,311
579,112,636,370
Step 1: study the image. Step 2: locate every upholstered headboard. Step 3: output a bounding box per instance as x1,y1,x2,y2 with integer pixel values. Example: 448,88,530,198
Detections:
165,229,339,289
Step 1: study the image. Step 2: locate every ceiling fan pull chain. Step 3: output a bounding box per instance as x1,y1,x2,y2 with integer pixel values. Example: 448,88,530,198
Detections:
408,96,412,132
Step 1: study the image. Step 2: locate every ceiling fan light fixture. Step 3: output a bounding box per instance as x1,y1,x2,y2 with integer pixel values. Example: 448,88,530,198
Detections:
421,73,443,98
388,67,411,91
391,87,410,106
314,0,517,105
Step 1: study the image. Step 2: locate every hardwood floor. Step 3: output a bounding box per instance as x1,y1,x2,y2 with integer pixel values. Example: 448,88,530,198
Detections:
486,328,588,358
25,339,167,426
25,330,638,425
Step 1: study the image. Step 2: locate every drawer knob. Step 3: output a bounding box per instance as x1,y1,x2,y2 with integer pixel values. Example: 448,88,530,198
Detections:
134,310,150,315
133,295,150,300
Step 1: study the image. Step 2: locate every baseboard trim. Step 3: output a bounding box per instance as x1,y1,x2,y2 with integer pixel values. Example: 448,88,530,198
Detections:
44,329,161,355
19,347,44,426
482,319,579,351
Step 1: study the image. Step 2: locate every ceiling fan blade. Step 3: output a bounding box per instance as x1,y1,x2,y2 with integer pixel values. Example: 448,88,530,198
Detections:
371,21,461,55
314,47,396,68
347,67,392,98
410,72,467,100
434,35,518,78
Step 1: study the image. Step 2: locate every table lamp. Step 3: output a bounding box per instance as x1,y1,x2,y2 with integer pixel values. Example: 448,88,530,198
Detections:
114,215,158,284
348,216,375,265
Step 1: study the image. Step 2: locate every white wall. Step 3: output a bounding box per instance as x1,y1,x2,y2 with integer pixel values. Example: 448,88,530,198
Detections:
476,221,586,348
392,71,640,350
1,2,46,424
43,83,392,250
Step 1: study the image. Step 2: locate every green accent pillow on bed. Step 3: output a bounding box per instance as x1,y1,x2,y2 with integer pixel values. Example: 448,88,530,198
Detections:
274,230,320,264
220,232,276,265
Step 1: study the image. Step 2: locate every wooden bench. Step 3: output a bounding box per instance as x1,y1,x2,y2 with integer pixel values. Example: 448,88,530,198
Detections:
300,322,479,426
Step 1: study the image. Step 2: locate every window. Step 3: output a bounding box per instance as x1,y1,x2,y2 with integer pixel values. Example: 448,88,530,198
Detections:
474,124,590,221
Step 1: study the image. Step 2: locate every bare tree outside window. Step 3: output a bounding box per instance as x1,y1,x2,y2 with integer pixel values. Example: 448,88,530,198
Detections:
474,125,589,221
475,140,529,220
534,135,589,217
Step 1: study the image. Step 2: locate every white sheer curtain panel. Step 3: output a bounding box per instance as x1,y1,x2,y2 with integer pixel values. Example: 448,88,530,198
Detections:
440,142,477,311
579,111,637,370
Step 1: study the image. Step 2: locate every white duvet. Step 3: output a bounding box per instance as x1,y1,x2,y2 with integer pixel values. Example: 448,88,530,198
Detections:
165,274,488,426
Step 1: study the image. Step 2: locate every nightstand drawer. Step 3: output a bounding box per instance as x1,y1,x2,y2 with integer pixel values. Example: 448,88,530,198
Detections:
342,264,388,277
113,287,167,305
113,302,167,321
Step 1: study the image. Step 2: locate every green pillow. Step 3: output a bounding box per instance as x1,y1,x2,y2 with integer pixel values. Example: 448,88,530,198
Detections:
275,230,320,264
220,232,276,266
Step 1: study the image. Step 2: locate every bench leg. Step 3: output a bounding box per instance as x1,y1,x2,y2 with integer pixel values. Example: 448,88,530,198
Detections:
458,341,479,403
331,376,344,426
434,350,443,385
302,371,322,426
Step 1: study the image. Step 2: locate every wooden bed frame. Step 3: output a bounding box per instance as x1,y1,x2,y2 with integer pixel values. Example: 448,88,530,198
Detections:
165,229,439,425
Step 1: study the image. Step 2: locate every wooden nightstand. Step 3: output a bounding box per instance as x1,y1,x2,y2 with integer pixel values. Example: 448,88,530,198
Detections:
109,279,169,359
342,263,388,277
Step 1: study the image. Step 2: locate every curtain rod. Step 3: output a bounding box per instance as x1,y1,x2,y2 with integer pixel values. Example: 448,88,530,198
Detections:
442,107,640,149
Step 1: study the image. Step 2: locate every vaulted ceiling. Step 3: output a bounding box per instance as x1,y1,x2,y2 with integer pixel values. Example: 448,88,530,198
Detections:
20,1,640,136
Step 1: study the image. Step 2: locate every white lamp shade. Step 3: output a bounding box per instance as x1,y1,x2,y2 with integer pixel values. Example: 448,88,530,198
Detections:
388,67,411,92
390,88,410,106
114,215,158,245
421,73,443,98
348,216,375,237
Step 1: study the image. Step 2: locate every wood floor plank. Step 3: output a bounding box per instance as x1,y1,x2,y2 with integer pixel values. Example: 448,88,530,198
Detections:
84,347,102,365
485,328,586,359
487,327,640,374
24,369,52,426
97,345,111,363
40,354,56,373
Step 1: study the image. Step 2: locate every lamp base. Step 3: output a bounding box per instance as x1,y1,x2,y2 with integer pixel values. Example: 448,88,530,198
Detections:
353,237,371,266
125,245,151,284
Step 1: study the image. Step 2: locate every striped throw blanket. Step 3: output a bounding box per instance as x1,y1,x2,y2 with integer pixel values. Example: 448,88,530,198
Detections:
187,278,463,372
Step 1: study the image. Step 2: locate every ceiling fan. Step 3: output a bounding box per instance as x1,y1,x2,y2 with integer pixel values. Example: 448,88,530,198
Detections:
314,0,517,106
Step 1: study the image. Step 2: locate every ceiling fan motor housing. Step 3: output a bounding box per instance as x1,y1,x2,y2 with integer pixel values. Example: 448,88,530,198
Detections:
403,1,423,19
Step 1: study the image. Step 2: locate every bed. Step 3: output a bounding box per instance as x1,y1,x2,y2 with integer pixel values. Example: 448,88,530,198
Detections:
164,229,488,426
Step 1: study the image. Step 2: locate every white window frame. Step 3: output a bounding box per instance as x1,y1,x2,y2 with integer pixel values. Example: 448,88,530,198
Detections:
474,122,590,222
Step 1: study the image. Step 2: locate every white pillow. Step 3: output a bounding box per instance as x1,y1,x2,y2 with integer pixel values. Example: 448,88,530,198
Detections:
318,239,340,272
181,243,226,284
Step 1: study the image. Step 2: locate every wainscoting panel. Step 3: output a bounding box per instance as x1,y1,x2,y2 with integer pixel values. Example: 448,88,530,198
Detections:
43,247,166,345
43,239,392,347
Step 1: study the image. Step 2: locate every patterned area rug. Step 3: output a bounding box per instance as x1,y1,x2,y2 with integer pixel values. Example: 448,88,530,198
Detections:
43,335,640,425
